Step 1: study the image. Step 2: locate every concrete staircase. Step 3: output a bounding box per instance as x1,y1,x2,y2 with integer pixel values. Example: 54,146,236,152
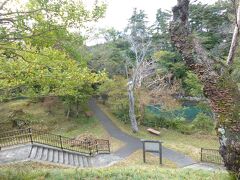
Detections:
29,144,92,167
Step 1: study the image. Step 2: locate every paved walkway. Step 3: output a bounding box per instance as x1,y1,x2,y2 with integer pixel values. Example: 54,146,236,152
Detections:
88,99,195,167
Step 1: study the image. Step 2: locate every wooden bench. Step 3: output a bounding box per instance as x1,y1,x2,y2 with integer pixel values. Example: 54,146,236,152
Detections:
147,128,160,136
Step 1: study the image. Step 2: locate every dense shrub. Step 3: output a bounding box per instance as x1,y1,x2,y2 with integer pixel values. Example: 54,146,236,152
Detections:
111,104,129,123
192,113,214,132
176,123,194,135
143,112,195,134
166,117,186,130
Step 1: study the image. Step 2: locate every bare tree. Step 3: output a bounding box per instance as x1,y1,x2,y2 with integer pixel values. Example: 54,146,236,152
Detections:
170,0,240,174
123,9,156,132
144,73,182,109
125,35,154,132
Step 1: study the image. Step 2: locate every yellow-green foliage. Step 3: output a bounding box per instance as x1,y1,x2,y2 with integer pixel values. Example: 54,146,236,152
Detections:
0,46,107,100
98,76,129,121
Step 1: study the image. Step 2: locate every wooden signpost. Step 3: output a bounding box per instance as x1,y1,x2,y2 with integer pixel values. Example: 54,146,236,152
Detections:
141,139,163,165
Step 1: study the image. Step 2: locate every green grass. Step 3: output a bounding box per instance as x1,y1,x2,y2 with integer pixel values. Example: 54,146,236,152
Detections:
0,162,233,180
113,150,177,168
98,103,219,160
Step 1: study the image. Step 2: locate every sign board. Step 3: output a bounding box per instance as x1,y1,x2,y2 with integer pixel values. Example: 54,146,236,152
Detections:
141,139,163,164
145,142,160,152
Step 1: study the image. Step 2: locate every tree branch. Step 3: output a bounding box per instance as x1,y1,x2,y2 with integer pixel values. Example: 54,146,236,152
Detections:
1,8,46,16
0,0,10,10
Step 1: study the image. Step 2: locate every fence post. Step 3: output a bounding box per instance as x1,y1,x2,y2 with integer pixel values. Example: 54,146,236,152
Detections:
159,142,163,165
28,128,33,144
143,141,146,163
59,135,63,150
200,148,203,162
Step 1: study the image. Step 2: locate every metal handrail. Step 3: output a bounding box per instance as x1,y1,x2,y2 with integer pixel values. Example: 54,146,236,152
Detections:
200,147,223,165
0,128,110,156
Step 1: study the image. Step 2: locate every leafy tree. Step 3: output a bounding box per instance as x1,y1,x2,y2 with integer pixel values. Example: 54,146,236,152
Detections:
102,28,122,42
152,9,172,51
89,38,128,77
0,46,107,116
98,76,129,122
189,1,233,57
0,0,107,117
0,0,106,69
0,0,106,46
184,72,203,97
0,46,107,98
153,50,186,79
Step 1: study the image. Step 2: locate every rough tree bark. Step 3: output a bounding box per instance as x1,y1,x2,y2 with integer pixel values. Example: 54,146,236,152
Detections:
170,0,240,174
128,82,139,132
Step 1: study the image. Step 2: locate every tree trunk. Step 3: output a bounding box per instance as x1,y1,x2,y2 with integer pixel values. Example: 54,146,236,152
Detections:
128,83,139,133
227,4,240,65
76,100,79,117
170,0,240,174
66,104,71,119
136,88,144,124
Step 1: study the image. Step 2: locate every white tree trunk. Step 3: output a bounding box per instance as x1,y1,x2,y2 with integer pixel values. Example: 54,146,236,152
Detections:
227,4,240,65
128,83,139,132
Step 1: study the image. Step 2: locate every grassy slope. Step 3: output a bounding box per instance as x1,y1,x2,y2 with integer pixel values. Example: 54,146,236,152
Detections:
0,99,124,153
0,162,233,180
98,103,219,160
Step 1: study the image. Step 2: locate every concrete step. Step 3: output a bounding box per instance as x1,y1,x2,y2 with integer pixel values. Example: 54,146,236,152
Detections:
73,154,79,166
47,148,53,162
64,151,68,164
68,153,74,166
87,157,92,167
41,147,48,161
59,151,64,164
29,144,91,167
83,156,88,167
78,155,84,167
53,150,58,163
29,145,37,158
35,146,43,160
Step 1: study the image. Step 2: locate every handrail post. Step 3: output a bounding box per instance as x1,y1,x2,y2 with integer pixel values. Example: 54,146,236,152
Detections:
28,128,33,144
95,140,98,154
200,148,203,162
108,140,110,153
59,135,63,150
88,141,92,156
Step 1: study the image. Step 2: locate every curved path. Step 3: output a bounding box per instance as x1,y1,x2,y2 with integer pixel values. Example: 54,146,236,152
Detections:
89,99,196,167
